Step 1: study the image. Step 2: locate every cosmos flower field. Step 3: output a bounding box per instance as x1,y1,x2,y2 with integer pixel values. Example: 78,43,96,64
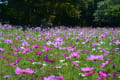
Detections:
0,24,120,80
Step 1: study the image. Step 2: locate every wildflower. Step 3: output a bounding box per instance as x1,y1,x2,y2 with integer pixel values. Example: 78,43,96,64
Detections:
101,59,113,68
46,41,52,46
15,67,34,74
35,51,42,56
32,44,39,49
5,39,13,44
22,48,30,54
66,50,80,59
97,71,109,79
43,75,58,80
87,54,103,61
99,34,106,40
22,41,29,47
32,62,41,64
101,49,109,56
9,60,19,65
113,40,120,45
72,61,79,66
43,55,55,63
58,75,64,79
84,71,95,76
67,45,76,52
15,47,21,52
43,46,52,51
81,67,94,72
42,63,47,66
28,58,34,61
3,75,12,78
111,71,119,78
0,48,4,53
83,50,89,54
61,53,69,57
59,60,65,63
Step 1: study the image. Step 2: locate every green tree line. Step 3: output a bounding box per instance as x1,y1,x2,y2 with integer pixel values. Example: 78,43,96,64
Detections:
0,0,120,26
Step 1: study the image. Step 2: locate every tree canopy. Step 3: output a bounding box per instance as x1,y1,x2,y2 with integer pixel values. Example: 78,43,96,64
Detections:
0,0,119,26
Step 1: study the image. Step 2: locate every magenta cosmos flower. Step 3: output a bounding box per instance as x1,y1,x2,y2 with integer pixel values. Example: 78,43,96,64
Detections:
15,67,34,74
84,70,95,76
87,54,104,61
81,67,94,72
61,53,69,57
43,46,52,51
35,51,42,56
58,75,64,79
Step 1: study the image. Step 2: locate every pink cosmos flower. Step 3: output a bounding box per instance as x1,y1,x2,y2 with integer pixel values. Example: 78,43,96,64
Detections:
15,47,21,52
83,50,89,54
113,40,120,44
99,34,106,40
22,41,29,47
35,51,42,56
5,39,13,44
15,67,34,74
66,50,80,59
101,49,109,56
9,60,19,65
111,37,117,41
0,48,4,53
97,71,108,79
67,45,76,51
28,58,34,61
96,77,103,80
101,59,113,68
81,67,94,72
72,61,79,66
43,75,58,80
22,48,30,54
32,44,39,49
87,54,104,61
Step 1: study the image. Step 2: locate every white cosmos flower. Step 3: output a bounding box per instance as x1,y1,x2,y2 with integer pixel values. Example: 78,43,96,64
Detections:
43,63,47,66
59,60,65,63
92,48,96,51
79,73,85,77
109,43,112,45
100,42,105,44
75,61,80,63
118,76,120,78
32,62,41,64
21,47,25,49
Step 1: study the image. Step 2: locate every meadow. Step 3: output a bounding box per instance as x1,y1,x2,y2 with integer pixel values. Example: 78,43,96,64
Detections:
0,24,120,80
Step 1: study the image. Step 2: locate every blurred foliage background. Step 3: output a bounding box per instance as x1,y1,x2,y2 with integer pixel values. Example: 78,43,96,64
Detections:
0,0,120,26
